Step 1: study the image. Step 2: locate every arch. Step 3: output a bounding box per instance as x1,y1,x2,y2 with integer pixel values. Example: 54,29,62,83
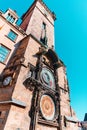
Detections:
45,49,59,69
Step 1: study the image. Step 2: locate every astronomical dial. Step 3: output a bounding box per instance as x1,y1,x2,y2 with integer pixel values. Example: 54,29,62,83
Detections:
40,68,55,89
40,95,55,120
3,76,12,86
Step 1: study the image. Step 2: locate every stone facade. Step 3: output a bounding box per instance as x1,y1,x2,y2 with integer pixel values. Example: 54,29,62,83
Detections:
0,0,79,130
0,9,26,74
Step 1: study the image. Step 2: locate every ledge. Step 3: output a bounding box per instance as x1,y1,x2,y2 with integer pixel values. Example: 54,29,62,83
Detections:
5,35,16,43
0,98,26,108
0,61,6,65
65,116,78,123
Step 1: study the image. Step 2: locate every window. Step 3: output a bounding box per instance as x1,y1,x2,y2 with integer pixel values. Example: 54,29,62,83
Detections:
64,117,67,127
0,44,10,63
7,30,18,41
42,22,46,29
11,17,15,23
40,22,48,45
0,112,1,116
6,13,15,23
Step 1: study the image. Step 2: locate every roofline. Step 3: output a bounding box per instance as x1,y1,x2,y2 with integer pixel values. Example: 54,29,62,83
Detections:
0,12,26,36
21,0,56,20
21,1,36,19
8,8,19,18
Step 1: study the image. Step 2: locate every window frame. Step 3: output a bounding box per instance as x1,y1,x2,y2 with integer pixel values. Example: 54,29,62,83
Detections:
40,22,48,46
6,13,15,24
42,22,46,30
7,29,18,42
0,44,10,63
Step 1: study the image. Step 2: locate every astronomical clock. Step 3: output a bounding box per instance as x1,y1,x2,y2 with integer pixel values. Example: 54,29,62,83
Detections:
38,65,59,127
24,48,60,129
40,67,55,90
31,50,59,127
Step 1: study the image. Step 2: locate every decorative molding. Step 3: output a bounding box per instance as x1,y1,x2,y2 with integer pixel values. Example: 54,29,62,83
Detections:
0,98,26,108
65,116,78,123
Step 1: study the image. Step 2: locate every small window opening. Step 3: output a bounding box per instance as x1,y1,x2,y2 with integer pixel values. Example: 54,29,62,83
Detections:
40,22,48,46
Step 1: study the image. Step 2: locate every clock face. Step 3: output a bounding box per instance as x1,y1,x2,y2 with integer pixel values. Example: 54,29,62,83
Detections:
3,76,12,86
40,68,55,89
40,95,55,120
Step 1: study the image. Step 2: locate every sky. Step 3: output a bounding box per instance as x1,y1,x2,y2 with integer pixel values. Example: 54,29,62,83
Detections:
0,0,87,121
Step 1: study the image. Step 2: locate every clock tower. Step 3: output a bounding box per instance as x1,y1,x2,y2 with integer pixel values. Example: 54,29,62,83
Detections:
0,0,79,130
20,0,56,48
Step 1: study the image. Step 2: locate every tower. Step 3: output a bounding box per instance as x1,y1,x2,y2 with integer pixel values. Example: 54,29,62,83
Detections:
20,0,56,48
0,0,79,130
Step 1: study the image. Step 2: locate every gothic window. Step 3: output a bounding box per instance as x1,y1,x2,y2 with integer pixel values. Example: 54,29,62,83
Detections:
42,22,46,29
0,44,10,63
64,117,67,127
40,22,48,46
0,112,1,116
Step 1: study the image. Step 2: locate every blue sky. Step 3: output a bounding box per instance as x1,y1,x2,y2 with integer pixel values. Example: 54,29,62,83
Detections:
0,0,87,121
